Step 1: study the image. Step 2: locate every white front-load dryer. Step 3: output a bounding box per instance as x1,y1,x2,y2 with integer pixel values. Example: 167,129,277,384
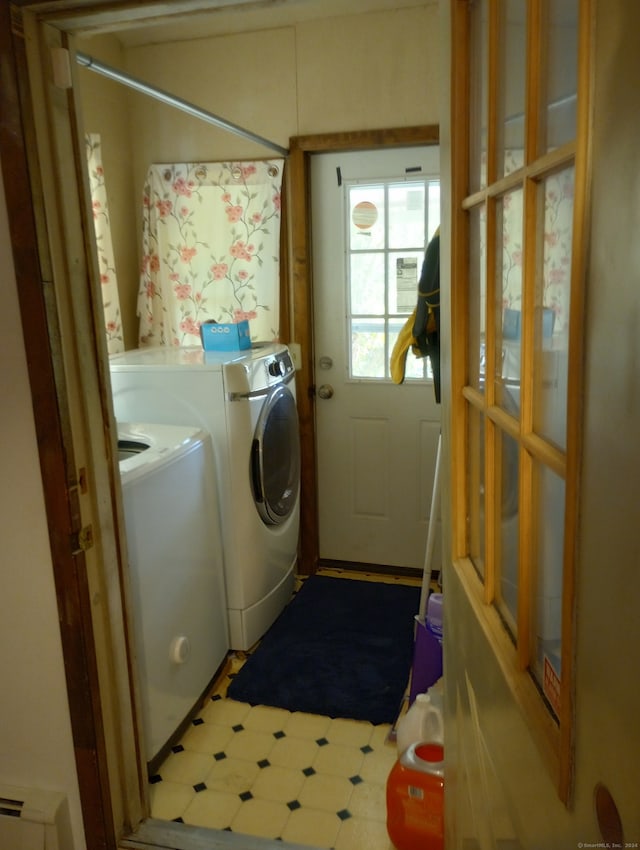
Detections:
118,422,229,764
110,344,300,650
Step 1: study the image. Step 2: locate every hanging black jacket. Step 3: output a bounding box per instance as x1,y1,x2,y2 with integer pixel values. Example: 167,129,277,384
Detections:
413,230,441,403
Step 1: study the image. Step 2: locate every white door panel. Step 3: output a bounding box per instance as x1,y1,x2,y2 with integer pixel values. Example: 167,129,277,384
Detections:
312,147,441,569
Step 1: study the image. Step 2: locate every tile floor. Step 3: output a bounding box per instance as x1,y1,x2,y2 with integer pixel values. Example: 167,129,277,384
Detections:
148,568,425,850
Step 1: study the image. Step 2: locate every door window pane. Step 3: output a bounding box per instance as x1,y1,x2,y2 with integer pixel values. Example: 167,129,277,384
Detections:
427,182,441,240
349,185,386,249
497,0,527,178
389,319,427,380
542,0,579,152
531,462,565,720
496,189,523,411
496,428,520,638
350,253,385,314
533,167,574,450
467,205,487,391
389,251,423,314
351,318,385,378
467,404,485,579
469,0,489,191
388,183,426,248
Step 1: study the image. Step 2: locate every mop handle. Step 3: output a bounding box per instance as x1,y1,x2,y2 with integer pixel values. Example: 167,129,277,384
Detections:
418,431,442,621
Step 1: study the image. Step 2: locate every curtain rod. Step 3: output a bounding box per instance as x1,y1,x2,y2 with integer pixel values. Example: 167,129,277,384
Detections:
76,51,289,158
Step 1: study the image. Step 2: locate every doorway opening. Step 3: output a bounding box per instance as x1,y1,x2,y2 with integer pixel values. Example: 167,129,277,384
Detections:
4,5,439,847
309,146,441,571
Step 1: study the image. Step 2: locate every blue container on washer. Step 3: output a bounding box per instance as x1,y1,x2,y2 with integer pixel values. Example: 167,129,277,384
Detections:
200,319,251,351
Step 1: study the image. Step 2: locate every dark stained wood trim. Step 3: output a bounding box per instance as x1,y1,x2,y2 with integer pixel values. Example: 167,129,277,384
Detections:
287,140,317,575
292,125,439,153
1,8,115,848
11,0,269,32
288,125,440,576
278,161,291,344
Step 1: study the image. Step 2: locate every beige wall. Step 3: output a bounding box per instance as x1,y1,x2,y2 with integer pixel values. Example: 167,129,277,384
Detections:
295,7,439,133
77,4,439,347
440,0,640,845
0,169,85,848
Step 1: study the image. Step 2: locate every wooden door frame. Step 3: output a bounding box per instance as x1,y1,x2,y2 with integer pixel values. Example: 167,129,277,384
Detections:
287,126,440,575
1,8,120,847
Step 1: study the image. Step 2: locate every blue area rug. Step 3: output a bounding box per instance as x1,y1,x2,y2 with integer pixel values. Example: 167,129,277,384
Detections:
227,575,420,725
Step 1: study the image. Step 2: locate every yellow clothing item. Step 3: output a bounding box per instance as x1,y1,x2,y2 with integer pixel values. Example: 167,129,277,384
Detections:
390,307,418,384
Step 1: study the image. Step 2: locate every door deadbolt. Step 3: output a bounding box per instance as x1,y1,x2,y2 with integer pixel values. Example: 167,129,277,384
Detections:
319,355,333,370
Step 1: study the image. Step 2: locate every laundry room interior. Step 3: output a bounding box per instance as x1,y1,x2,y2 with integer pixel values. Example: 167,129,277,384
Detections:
7,1,640,848
72,2,443,848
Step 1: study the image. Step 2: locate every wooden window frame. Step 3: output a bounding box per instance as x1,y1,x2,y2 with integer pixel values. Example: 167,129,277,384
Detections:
449,0,592,805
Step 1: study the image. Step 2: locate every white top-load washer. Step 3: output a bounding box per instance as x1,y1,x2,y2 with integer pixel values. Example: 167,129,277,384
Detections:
118,422,229,764
110,344,300,651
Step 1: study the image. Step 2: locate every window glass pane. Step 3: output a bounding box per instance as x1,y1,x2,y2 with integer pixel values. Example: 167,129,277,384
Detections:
496,189,523,412
388,183,425,248
349,185,386,249
406,356,428,381
497,0,527,178
468,205,487,391
469,0,488,191
347,176,439,382
543,0,578,152
389,251,423,314
530,462,565,720
533,168,574,450
351,318,386,378
467,404,485,578
496,428,519,638
389,318,428,380
427,182,441,241
350,253,385,315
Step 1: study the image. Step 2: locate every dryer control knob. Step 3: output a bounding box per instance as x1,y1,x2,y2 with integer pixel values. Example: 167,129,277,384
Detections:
268,360,285,377
169,635,191,665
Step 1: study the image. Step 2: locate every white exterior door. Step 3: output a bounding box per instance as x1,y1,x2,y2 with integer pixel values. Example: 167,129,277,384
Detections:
311,147,441,570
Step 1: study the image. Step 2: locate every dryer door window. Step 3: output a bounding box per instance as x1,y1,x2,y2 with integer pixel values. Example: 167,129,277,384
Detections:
251,385,300,525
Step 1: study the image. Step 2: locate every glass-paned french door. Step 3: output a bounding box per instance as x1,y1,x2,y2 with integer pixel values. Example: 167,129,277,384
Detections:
453,0,588,802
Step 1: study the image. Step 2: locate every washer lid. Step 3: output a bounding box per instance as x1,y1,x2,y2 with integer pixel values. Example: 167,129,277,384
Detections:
117,422,205,483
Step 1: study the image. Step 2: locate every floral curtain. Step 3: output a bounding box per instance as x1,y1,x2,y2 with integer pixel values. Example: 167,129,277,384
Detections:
500,150,573,337
85,134,124,354
138,159,284,347
540,167,575,334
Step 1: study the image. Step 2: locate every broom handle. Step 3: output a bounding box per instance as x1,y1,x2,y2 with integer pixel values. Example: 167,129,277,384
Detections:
418,431,442,621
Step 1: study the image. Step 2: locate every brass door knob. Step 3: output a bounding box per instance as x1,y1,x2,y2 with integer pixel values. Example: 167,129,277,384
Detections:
317,384,334,399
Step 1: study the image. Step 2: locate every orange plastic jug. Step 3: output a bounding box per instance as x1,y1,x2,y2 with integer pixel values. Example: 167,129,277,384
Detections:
386,741,444,850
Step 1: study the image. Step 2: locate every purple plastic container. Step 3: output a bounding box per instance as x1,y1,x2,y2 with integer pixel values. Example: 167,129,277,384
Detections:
409,593,443,705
